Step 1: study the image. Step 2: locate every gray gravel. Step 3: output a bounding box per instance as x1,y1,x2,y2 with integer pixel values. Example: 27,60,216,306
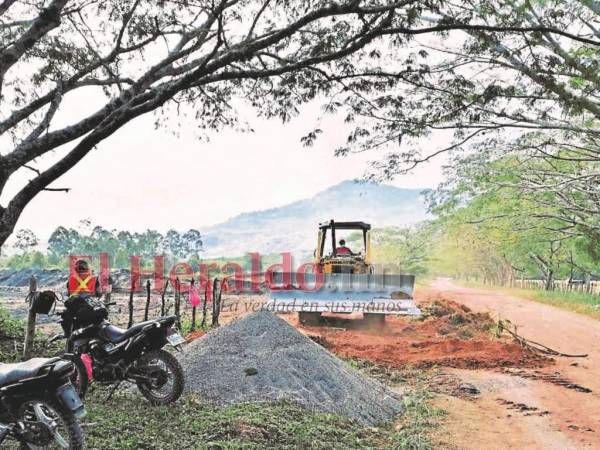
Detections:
0,268,136,289
0,268,65,288
179,310,403,425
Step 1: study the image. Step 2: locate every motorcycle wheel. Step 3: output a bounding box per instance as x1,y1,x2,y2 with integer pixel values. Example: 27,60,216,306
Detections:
135,349,184,406
69,357,89,400
16,398,83,450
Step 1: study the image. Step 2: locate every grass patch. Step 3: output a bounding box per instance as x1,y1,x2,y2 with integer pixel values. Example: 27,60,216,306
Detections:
511,288,600,319
392,387,444,450
83,389,385,450
0,305,28,362
0,305,25,340
0,303,65,362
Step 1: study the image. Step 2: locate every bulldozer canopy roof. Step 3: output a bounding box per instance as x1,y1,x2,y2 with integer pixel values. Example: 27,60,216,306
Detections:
319,221,371,231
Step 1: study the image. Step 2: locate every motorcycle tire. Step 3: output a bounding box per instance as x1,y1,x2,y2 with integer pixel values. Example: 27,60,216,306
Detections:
135,349,184,406
16,397,84,450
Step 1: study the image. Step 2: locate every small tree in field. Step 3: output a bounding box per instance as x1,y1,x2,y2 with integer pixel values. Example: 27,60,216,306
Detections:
12,228,39,254
0,0,593,247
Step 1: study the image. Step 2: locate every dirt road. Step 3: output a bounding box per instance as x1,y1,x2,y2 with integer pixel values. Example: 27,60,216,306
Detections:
431,279,600,450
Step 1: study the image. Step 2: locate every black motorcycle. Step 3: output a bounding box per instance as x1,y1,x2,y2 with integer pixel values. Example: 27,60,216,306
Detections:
52,295,185,405
0,356,85,449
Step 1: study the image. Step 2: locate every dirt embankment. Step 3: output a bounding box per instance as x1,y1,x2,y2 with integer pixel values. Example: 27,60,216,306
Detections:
282,289,548,370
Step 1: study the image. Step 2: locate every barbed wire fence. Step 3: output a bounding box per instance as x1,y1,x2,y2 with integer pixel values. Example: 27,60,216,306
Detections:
514,279,600,295
106,277,228,332
15,275,267,353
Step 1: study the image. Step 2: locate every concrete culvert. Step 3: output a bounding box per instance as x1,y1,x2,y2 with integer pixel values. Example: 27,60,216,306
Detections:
179,310,404,425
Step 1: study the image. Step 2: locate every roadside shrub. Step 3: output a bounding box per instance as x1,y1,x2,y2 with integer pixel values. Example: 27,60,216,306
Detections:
0,306,24,338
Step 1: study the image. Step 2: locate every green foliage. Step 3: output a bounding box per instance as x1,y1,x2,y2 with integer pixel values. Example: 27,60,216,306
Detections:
426,149,599,286
45,222,203,268
12,229,39,254
0,305,24,339
0,305,29,362
340,0,600,180
349,225,433,275
0,251,50,269
0,228,293,273
0,221,206,270
179,317,214,336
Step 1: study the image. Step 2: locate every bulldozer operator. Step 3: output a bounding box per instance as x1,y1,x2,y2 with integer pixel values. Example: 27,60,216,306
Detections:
336,239,354,256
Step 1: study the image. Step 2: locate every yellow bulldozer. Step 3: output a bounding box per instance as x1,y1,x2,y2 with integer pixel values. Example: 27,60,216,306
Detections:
266,220,421,326
315,220,373,274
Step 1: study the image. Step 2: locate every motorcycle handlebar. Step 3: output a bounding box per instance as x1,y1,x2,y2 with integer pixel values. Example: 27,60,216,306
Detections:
49,333,65,343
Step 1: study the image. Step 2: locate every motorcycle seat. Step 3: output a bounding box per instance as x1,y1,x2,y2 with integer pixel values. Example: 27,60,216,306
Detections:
102,320,157,344
0,357,61,386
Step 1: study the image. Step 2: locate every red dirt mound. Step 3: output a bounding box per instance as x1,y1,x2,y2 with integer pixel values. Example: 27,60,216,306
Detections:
322,334,540,369
284,290,550,369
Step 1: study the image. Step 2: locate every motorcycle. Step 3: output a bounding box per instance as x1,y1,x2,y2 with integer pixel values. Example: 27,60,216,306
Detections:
51,295,185,405
0,356,86,449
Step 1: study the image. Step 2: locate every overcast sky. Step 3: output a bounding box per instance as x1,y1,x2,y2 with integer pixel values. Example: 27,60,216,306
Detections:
2,93,447,243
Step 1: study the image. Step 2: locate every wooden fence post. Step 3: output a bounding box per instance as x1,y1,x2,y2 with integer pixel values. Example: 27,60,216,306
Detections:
211,278,219,327
201,281,208,328
23,275,37,360
128,279,136,328
160,279,169,316
217,279,223,326
175,277,181,330
104,278,112,315
144,279,151,321
190,278,196,332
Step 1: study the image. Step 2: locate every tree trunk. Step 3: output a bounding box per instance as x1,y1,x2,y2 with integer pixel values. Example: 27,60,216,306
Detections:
584,272,592,294
544,270,554,291
0,209,17,248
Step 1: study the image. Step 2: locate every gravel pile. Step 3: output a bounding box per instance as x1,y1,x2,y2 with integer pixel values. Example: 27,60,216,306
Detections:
0,268,65,287
179,311,403,425
0,268,134,289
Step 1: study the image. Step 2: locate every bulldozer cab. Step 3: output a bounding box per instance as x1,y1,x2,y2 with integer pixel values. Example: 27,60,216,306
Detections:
316,220,372,274
266,219,421,321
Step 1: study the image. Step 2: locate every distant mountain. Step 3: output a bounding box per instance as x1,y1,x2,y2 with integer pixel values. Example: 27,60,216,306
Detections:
201,180,429,257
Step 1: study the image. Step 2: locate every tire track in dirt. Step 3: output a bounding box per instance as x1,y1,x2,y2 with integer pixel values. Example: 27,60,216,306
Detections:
431,279,600,449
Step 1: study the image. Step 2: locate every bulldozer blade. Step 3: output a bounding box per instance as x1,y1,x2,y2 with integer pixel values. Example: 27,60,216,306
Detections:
265,272,421,315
